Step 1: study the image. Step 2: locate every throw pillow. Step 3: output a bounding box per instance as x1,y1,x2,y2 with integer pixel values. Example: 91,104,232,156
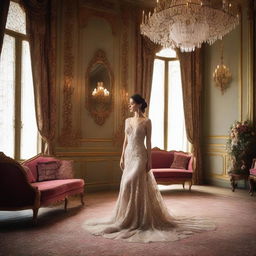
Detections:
56,160,74,179
22,165,36,183
37,161,61,182
170,153,190,169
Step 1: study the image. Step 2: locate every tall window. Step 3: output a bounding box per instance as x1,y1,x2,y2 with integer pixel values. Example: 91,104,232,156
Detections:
0,1,39,160
149,48,188,152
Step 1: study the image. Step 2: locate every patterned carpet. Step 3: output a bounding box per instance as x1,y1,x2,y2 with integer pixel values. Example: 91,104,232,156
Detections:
0,185,256,256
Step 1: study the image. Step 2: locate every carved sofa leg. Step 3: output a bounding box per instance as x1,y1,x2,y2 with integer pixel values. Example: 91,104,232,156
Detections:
189,180,192,191
33,208,39,225
182,183,185,189
64,197,68,212
80,192,84,205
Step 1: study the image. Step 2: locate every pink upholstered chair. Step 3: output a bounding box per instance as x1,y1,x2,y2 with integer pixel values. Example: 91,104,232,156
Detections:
0,152,85,224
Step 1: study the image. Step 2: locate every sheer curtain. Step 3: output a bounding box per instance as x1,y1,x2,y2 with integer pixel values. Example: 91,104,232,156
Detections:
149,48,188,152
149,59,165,149
167,60,188,151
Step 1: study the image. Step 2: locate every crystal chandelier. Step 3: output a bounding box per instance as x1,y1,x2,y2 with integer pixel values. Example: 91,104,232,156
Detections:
140,0,240,52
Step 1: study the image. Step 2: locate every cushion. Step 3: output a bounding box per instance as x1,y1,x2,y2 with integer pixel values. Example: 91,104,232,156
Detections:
152,168,193,179
22,165,36,183
250,169,256,176
151,151,174,168
23,156,62,181
170,153,190,169
37,161,61,182
31,179,84,203
56,160,74,179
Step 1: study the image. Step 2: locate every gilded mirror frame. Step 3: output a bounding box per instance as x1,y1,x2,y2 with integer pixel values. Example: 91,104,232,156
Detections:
85,49,114,125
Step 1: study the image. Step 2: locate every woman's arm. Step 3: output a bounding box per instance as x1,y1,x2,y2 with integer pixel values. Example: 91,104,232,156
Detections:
120,119,128,170
121,132,128,160
146,119,152,172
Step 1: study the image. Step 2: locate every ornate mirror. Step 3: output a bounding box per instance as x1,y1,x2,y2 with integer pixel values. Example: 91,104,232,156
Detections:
85,50,114,125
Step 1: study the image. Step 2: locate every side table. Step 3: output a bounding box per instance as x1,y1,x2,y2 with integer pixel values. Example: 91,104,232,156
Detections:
229,172,249,192
249,175,256,196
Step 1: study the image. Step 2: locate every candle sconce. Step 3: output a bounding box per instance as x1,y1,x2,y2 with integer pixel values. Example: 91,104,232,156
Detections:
213,41,232,94
85,50,114,125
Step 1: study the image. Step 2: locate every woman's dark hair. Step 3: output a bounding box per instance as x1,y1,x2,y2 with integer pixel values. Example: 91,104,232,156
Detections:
130,94,147,113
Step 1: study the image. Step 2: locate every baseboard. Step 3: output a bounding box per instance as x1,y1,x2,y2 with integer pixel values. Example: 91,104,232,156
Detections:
85,182,120,193
205,177,249,190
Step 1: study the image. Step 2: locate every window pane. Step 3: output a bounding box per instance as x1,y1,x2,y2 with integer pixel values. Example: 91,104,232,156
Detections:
149,59,165,149
167,60,188,151
20,40,38,159
6,1,26,34
0,35,15,158
156,48,176,58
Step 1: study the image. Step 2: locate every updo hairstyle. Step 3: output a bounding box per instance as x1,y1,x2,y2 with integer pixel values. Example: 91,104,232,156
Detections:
130,94,147,113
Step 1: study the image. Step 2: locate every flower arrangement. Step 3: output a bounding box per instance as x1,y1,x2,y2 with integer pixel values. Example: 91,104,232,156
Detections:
226,120,256,174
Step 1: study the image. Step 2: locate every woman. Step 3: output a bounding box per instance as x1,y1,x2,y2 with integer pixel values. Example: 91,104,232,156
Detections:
83,94,215,243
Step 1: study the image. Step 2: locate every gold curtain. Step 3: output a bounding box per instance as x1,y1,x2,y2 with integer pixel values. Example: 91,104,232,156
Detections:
0,0,10,56
135,33,161,116
21,0,57,155
176,48,204,184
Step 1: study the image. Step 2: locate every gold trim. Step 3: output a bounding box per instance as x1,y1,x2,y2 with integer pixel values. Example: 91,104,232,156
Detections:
206,149,227,153
247,2,254,121
208,174,229,180
85,182,120,187
81,158,114,162
205,153,226,176
55,152,120,157
205,143,226,147
207,135,228,139
205,152,231,177
79,138,113,142
239,5,243,121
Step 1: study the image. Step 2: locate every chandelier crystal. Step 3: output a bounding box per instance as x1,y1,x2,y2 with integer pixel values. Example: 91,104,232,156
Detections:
140,0,240,52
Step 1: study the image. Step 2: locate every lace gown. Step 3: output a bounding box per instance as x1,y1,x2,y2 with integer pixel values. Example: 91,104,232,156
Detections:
83,117,216,243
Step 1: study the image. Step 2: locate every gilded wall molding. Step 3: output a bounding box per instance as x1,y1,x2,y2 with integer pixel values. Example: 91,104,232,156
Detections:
80,138,113,142
205,152,229,177
55,152,120,157
238,5,243,121
112,5,130,146
246,0,254,121
58,0,80,147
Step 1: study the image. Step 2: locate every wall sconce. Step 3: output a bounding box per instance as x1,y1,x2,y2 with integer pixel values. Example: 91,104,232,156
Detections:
213,41,232,94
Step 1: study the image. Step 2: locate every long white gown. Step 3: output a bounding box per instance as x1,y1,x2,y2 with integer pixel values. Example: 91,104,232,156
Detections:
83,117,216,243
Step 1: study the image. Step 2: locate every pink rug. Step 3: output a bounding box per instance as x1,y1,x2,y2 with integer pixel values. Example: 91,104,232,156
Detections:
0,185,255,256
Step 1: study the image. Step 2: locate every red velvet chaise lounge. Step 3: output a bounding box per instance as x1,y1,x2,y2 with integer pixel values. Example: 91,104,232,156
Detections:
0,152,85,224
151,147,194,190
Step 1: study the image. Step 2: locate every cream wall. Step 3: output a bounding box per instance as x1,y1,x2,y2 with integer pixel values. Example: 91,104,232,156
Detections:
203,2,254,187
53,0,139,191
52,0,254,191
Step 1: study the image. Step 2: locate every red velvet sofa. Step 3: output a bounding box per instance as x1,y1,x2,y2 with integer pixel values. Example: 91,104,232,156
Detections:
0,152,85,224
151,147,194,190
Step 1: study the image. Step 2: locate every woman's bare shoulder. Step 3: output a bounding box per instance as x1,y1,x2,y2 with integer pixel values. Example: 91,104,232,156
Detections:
145,117,151,123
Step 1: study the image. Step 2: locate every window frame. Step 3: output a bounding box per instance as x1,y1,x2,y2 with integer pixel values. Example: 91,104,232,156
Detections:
154,54,179,150
2,3,40,161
